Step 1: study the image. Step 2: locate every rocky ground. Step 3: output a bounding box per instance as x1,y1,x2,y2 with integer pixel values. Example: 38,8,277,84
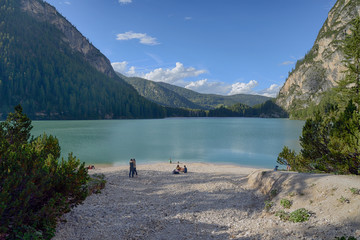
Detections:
53,163,360,240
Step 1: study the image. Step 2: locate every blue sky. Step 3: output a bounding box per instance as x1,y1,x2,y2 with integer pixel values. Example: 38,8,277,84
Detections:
44,0,337,97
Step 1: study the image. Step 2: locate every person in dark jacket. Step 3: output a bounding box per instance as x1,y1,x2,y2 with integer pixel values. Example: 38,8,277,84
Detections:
129,159,135,178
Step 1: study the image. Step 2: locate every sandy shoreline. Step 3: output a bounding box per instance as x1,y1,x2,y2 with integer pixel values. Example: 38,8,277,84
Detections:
54,163,360,240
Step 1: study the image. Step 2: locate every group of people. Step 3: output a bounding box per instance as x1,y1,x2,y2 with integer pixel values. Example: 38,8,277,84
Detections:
129,158,138,178
128,158,188,177
172,164,187,174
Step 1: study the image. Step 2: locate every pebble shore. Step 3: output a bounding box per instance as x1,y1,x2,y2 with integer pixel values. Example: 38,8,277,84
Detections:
53,163,360,240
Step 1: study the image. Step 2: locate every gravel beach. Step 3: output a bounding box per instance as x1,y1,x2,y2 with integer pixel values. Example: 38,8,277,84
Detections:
53,162,360,240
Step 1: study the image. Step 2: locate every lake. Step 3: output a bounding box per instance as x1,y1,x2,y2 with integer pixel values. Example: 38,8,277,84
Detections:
31,118,304,168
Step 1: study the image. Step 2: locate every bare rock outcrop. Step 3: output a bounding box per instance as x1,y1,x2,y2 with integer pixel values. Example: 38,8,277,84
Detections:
276,0,360,114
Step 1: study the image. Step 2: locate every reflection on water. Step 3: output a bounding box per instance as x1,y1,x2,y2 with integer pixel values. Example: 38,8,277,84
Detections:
31,118,304,168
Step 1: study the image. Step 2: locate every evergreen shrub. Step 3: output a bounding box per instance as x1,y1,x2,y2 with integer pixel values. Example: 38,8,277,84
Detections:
0,105,89,239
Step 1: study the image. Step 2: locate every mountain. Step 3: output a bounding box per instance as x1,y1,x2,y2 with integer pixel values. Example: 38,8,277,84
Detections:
119,73,271,109
276,0,360,118
0,0,165,120
118,74,204,109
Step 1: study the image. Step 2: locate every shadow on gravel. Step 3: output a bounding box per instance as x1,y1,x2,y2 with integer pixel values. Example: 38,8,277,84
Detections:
99,169,265,239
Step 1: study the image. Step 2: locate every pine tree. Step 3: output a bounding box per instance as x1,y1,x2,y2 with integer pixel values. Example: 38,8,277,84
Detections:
336,17,360,109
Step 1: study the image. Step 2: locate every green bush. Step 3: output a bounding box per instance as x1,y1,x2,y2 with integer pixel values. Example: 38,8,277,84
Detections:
289,208,310,223
0,105,89,239
280,198,292,209
276,208,311,223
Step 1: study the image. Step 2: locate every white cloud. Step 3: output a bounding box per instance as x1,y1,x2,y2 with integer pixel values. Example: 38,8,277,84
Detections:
64,1,71,5
118,0,132,4
281,61,295,65
111,61,138,76
185,17,192,21
142,62,207,84
111,61,129,73
185,79,229,94
116,31,159,45
228,80,258,95
127,66,136,76
258,84,281,98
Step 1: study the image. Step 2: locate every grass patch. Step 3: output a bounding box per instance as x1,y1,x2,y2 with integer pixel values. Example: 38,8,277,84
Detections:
280,199,292,209
349,187,360,195
338,196,350,204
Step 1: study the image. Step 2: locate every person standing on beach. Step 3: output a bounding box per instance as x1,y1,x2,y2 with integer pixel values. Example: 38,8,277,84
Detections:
129,159,135,178
133,158,138,176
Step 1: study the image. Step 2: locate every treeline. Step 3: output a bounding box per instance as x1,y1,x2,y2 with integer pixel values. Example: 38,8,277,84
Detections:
0,0,165,120
165,100,288,118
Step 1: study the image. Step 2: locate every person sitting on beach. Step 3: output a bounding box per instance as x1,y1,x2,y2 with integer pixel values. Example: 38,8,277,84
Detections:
176,165,181,171
87,165,95,170
183,165,187,173
172,169,180,174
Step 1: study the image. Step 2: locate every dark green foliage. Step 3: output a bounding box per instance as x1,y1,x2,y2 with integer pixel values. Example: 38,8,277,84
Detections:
288,208,311,222
207,100,288,118
120,74,205,110
336,17,360,107
0,105,89,239
0,0,165,120
277,17,360,175
277,146,297,167
275,208,311,223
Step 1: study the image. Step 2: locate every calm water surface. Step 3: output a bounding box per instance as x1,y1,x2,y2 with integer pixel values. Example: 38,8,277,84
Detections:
31,118,304,168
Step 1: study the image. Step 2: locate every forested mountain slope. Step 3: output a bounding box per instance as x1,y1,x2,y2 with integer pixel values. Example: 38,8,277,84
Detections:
121,74,271,110
0,0,165,119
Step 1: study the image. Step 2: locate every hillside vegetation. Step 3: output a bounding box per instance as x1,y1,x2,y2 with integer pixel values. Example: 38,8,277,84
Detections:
121,73,271,109
0,0,165,120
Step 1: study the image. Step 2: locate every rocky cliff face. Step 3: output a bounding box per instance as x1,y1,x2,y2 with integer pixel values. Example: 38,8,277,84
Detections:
276,0,360,114
20,0,117,79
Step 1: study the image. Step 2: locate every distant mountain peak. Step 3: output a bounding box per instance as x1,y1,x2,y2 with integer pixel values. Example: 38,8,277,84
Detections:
21,0,116,79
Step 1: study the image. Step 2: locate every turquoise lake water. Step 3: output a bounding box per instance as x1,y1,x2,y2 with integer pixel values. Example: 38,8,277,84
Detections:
31,118,304,168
